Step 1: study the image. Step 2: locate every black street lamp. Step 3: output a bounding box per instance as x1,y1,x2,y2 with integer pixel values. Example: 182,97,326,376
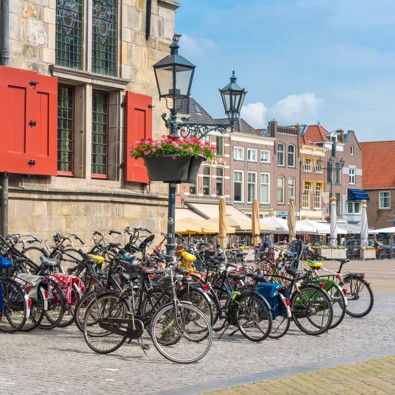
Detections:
153,35,247,259
327,156,345,199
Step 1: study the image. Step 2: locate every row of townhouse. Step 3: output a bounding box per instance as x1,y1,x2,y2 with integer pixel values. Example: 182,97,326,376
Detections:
177,98,368,227
1,1,391,243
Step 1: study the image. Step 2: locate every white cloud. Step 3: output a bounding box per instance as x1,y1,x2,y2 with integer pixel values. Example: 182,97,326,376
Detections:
241,102,267,128
269,92,323,125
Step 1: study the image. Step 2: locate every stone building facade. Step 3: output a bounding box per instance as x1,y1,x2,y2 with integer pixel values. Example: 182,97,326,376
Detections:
0,0,180,245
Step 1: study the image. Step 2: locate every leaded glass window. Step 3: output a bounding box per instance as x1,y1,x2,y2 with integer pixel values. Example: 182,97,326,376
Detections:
92,91,109,176
92,0,118,76
58,86,74,173
56,0,83,69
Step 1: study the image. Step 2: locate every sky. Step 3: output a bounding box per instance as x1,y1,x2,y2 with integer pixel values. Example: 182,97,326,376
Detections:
174,0,395,142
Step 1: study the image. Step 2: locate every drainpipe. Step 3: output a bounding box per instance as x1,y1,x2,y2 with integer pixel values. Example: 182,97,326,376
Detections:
1,0,10,236
146,0,152,40
1,0,10,66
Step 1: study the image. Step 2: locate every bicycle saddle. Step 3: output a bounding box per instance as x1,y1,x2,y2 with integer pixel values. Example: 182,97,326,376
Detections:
286,268,305,278
40,256,61,267
305,260,323,269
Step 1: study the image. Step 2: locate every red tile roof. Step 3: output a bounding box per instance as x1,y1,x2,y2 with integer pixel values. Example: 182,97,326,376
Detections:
300,125,329,145
361,141,395,188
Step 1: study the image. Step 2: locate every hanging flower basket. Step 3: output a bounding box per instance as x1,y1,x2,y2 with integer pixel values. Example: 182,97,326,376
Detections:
143,155,205,183
130,135,215,183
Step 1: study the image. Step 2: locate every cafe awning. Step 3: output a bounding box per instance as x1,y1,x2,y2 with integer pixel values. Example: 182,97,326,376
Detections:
347,189,370,203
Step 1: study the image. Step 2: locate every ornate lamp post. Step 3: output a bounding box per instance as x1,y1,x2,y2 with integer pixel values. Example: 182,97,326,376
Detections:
153,35,247,259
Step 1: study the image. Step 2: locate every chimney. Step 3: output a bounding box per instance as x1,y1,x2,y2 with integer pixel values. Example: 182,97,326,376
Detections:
269,119,277,137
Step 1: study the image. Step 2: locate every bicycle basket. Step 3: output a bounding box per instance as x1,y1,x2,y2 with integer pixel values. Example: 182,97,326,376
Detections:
0,255,13,269
256,282,284,319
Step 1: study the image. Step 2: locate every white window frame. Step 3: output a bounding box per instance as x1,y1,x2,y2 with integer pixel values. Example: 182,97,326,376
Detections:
349,167,356,185
302,181,312,208
277,144,285,166
288,145,295,167
216,166,224,197
277,176,285,204
202,166,211,196
350,145,354,156
233,146,244,161
347,202,361,214
216,136,224,156
314,159,323,173
260,150,271,164
260,173,270,204
247,148,257,162
379,191,391,209
288,177,295,199
247,172,257,203
314,183,322,209
234,170,244,203
189,179,197,195
304,158,312,172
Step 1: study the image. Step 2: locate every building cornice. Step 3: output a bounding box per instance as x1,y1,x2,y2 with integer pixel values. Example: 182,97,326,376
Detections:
231,133,275,146
158,0,180,11
50,65,130,91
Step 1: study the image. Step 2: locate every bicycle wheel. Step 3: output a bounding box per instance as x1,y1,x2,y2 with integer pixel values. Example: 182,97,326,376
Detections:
150,302,213,364
178,287,214,325
20,284,45,332
39,279,66,329
326,283,347,329
206,288,221,326
343,275,374,318
83,293,128,354
140,288,170,320
0,278,28,333
269,293,291,339
75,290,97,332
211,287,231,332
57,283,81,328
235,292,272,342
291,284,333,335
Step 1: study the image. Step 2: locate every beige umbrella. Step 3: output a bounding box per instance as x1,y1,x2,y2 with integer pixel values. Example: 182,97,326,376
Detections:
251,199,261,246
218,198,227,249
360,199,368,247
287,198,296,242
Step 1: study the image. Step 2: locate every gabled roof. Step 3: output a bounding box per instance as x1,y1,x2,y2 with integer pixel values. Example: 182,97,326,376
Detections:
361,141,395,189
175,97,216,124
300,124,329,146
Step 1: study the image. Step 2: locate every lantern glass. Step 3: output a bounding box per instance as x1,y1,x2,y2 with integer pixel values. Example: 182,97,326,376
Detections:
219,71,247,117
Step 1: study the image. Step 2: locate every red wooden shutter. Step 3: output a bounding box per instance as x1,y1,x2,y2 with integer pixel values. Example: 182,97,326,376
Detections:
125,91,152,183
0,66,58,175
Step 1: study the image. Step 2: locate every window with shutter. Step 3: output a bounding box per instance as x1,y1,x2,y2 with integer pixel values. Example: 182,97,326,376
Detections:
125,91,152,183
0,66,58,175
